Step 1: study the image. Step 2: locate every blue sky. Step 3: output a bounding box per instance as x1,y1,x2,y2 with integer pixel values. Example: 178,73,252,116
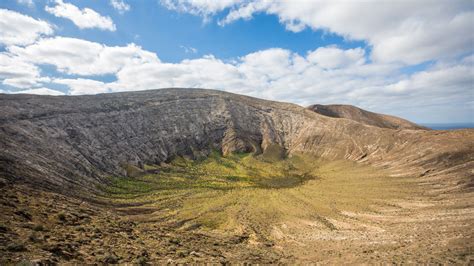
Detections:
1,0,365,62
0,0,473,123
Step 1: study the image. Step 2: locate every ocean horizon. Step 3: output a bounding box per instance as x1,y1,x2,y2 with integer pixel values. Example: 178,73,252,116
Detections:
420,123,474,130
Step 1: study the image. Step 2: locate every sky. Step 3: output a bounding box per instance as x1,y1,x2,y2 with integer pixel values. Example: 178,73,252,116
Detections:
0,0,473,123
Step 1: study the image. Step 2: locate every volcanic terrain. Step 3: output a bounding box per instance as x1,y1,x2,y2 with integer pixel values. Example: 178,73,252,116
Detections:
0,88,473,264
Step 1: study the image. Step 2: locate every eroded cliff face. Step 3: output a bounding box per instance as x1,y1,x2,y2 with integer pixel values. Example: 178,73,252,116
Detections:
1,88,473,193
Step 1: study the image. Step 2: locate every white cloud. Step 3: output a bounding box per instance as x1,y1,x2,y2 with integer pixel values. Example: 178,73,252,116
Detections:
103,46,472,122
4,37,472,122
17,0,34,7
348,59,474,122
104,46,383,99
14,87,65,95
162,0,474,65
180,45,197,54
0,9,53,46
1,6,472,122
52,78,108,95
160,0,243,22
110,0,130,14
307,46,365,69
218,1,271,26
9,37,159,75
45,0,116,31
0,53,48,88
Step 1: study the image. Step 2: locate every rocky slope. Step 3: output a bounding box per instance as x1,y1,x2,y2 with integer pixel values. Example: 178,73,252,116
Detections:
307,104,428,130
0,88,472,193
1,88,473,264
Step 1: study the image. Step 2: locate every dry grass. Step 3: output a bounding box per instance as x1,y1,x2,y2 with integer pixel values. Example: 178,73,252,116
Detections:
100,152,414,237
1,152,471,264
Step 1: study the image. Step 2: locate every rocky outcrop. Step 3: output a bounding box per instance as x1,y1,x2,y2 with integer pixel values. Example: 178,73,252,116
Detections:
307,104,428,130
1,88,472,193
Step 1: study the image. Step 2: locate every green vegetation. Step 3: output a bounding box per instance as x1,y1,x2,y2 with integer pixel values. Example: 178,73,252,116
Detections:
33,224,44,232
100,150,414,235
57,212,66,222
6,242,26,252
0,223,7,233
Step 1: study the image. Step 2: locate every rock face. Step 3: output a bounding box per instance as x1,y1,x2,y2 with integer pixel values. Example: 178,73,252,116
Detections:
1,88,473,193
307,104,427,130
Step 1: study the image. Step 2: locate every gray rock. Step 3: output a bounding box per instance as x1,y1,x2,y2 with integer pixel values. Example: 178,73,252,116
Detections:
0,88,472,194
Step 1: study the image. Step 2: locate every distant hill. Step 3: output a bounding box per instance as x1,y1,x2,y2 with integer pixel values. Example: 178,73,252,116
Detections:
307,104,428,130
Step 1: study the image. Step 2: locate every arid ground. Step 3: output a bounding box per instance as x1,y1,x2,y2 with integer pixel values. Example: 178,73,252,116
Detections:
0,89,473,264
1,151,472,264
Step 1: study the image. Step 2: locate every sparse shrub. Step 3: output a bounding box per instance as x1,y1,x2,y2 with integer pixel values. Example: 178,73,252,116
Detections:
176,249,188,258
103,254,119,264
136,256,147,265
33,224,44,231
16,260,34,266
28,232,40,243
0,223,7,233
57,212,66,221
6,242,26,252
169,238,180,245
14,209,32,221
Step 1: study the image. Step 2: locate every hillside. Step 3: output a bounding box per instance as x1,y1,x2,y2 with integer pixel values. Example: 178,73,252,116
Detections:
0,88,473,264
1,89,471,192
307,104,428,130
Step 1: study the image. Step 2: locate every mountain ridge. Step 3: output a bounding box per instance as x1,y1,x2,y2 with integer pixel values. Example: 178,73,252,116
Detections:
1,88,472,194
307,104,428,130
1,88,473,264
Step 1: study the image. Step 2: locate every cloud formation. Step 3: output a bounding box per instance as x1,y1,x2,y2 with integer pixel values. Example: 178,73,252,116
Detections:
45,0,116,31
163,0,474,65
0,53,47,89
16,0,34,8
15,87,65,95
0,3,472,122
1,28,472,122
52,78,109,95
110,0,130,14
8,37,159,75
0,9,53,46
160,0,242,19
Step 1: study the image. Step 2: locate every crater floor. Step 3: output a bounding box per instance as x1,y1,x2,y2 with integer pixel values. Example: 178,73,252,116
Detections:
1,152,472,264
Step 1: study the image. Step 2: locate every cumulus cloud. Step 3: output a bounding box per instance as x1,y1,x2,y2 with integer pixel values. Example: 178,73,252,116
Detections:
0,53,47,88
110,0,130,14
8,37,159,75
14,87,65,95
0,9,54,46
45,0,116,31
16,0,34,7
1,6,472,122
160,0,243,21
52,78,109,95
3,34,472,121
348,59,474,122
104,46,390,100
162,0,474,65
180,45,198,54
102,46,472,122
307,46,365,69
